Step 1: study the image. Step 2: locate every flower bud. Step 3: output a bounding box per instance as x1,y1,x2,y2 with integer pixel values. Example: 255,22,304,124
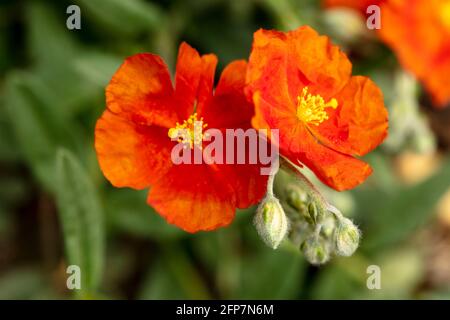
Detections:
254,196,289,249
285,184,308,210
334,218,360,257
301,235,330,265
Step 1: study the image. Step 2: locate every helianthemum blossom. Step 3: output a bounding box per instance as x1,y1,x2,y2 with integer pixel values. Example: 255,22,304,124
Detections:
95,42,268,232
324,0,450,107
246,26,388,191
323,0,383,14
379,0,450,107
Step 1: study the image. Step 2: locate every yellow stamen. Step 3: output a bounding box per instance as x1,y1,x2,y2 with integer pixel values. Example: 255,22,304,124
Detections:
296,87,338,126
168,113,208,149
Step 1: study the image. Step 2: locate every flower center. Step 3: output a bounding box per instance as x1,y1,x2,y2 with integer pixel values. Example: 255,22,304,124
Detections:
168,113,208,149
296,87,338,126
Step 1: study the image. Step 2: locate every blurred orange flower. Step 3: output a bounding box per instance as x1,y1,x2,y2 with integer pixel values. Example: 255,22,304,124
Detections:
324,0,450,107
246,26,388,191
323,0,383,14
379,0,450,107
95,42,267,232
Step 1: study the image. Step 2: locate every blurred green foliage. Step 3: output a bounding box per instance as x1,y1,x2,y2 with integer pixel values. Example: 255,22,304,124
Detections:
0,0,449,300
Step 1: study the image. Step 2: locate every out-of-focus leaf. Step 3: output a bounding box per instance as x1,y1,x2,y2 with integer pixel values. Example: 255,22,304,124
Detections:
26,2,77,68
55,149,105,297
106,189,183,240
26,2,103,115
163,244,211,299
261,0,304,30
310,264,361,299
0,107,20,162
4,73,81,191
361,158,450,251
138,259,187,300
4,73,59,190
73,51,122,88
238,245,306,299
76,0,163,36
138,243,210,299
313,247,424,299
0,268,46,299
360,247,424,299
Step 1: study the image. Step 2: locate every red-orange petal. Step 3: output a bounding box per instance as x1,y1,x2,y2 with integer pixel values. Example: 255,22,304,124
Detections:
147,163,236,232
247,27,352,105
323,0,384,14
174,42,206,119
201,60,255,128
253,93,372,191
106,53,179,128
196,53,219,116
95,110,173,189
199,60,269,208
309,76,388,157
379,0,450,107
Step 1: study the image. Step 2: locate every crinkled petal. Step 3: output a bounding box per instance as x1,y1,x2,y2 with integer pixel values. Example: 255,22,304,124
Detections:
95,110,173,189
174,42,206,119
309,76,388,156
247,27,352,106
254,93,372,191
147,163,236,232
202,60,255,128
106,53,178,128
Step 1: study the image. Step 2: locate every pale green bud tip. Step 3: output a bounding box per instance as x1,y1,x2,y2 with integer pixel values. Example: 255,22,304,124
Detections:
254,196,289,249
334,218,360,257
285,184,308,210
301,236,330,265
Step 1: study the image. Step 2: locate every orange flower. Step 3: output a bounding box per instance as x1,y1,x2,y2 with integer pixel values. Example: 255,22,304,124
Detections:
95,42,267,232
324,0,450,107
379,0,450,107
246,26,388,191
323,0,383,14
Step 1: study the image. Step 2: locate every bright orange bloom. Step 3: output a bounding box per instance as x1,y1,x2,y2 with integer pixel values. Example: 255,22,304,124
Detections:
246,26,388,191
324,0,450,107
323,0,383,14
95,42,268,232
379,0,450,107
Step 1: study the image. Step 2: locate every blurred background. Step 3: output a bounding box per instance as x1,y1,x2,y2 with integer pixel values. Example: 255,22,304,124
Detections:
1,0,450,299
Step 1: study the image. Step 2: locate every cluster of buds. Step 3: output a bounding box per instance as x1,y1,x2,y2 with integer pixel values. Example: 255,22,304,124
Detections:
253,165,361,265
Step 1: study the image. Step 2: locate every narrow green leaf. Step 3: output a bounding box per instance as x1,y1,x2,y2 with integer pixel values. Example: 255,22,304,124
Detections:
55,149,105,297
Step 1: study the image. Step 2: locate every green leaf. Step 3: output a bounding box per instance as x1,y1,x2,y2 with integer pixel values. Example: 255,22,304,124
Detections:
55,149,105,297
361,158,450,251
26,2,78,68
4,73,82,191
0,268,47,300
4,73,59,190
72,51,122,88
76,0,163,36
106,189,183,240
138,259,187,300
238,246,306,299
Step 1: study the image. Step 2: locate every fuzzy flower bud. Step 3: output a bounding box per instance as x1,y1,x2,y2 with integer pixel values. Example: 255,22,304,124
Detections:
254,195,289,249
301,235,330,265
285,184,308,210
334,217,360,257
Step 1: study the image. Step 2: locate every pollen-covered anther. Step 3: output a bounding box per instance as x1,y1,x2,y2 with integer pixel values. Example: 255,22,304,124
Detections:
296,87,338,126
168,113,208,149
